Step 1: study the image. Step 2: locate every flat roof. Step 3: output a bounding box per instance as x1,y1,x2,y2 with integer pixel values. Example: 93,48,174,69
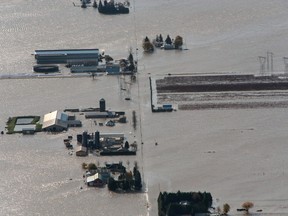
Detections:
100,133,124,138
35,49,99,56
14,125,36,132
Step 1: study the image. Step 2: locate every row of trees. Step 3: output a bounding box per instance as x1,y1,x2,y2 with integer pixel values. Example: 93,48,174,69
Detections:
155,34,183,49
158,191,255,216
108,163,142,191
142,34,183,52
158,191,212,216
81,161,142,192
215,201,254,215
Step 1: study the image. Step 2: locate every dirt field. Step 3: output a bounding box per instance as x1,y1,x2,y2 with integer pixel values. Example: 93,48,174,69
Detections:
155,74,288,110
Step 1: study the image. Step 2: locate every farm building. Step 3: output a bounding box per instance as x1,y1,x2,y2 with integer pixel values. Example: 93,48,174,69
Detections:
34,49,99,64
86,173,104,187
67,120,82,127
42,110,68,132
85,111,117,119
76,145,88,157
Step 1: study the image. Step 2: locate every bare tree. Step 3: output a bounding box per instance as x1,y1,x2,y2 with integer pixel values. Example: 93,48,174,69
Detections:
174,35,183,49
222,203,230,215
242,201,254,214
126,160,130,169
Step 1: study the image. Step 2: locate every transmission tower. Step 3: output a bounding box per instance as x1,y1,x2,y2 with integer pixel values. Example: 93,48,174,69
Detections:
258,56,266,75
267,51,274,72
283,57,288,73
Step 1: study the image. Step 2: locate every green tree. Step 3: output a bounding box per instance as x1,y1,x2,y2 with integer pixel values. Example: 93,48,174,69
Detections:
108,177,117,191
122,180,130,191
142,36,154,52
134,170,142,190
88,163,97,170
165,35,172,45
124,141,129,149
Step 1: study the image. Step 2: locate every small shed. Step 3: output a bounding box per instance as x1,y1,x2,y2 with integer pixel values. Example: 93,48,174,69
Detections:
98,168,110,183
22,128,36,135
76,146,88,157
105,120,115,127
86,173,104,187
67,120,82,127
106,63,120,74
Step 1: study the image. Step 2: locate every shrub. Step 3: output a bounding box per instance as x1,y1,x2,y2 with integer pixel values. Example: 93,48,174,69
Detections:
82,162,88,169
6,117,17,134
35,123,42,131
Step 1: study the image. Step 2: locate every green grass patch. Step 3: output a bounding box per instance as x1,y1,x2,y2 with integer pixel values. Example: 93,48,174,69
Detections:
6,117,17,134
6,116,42,134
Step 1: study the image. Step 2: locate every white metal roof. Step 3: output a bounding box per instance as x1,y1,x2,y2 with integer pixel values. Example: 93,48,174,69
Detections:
87,173,102,183
14,124,36,132
42,111,68,129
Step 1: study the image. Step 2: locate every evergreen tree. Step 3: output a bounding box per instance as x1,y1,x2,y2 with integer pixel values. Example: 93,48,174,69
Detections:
142,37,154,52
165,35,172,45
134,170,142,190
159,34,163,42
124,141,129,149
88,163,97,170
108,177,117,191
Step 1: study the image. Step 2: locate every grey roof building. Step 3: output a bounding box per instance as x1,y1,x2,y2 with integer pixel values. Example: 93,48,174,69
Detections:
67,120,82,127
85,111,117,119
34,49,99,64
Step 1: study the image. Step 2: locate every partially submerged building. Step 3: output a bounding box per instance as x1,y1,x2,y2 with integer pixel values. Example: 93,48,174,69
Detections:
75,131,135,156
86,173,105,187
106,63,120,74
34,49,99,64
85,111,117,119
42,110,82,132
76,145,88,157
67,120,82,127
42,111,68,132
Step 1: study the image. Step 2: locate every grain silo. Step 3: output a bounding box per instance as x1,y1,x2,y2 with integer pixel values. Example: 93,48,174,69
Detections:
99,98,106,112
